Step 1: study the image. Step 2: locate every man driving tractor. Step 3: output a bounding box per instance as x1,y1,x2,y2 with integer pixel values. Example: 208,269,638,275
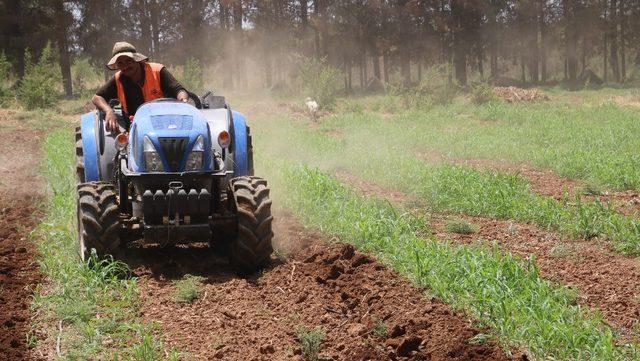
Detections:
92,41,189,133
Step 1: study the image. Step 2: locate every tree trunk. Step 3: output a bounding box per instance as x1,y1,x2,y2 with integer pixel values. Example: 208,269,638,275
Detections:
564,0,578,83
539,0,547,82
400,49,411,87
529,7,539,84
603,32,608,82
609,0,620,82
620,0,626,82
150,0,160,56
372,49,381,80
451,0,467,86
383,51,389,84
233,0,245,89
54,0,72,97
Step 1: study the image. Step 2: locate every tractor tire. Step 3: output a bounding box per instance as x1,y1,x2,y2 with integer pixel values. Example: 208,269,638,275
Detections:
75,127,85,184
76,182,121,262
228,176,273,273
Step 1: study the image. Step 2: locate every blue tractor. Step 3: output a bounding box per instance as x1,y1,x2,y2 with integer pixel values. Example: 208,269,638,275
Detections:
75,92,273,273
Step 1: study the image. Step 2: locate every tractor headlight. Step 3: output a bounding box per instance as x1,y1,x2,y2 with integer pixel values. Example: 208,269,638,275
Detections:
185,135,204,171
143,136,164,172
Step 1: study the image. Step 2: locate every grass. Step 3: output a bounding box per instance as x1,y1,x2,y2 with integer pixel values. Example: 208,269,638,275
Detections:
171,275,205,303
265,163,638,360
251,107,640,255
32,128,176,359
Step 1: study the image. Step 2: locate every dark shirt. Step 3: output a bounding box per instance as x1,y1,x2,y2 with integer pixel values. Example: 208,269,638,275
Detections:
96,63,186,115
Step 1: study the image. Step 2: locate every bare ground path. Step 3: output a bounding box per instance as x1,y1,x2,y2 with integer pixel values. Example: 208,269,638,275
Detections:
0,109,46,360
132,213,514,360
336,171,640,341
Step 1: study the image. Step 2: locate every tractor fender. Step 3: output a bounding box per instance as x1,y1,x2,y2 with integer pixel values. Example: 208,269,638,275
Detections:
80,112,99,181
80,111,118,182
231,110,251,177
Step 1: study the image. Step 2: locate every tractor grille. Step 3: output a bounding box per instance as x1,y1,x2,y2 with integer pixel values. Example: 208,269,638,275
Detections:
158,137,188,171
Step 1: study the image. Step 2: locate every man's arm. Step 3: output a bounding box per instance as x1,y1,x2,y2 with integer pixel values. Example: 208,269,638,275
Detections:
160,68,188,102
92,78,120,133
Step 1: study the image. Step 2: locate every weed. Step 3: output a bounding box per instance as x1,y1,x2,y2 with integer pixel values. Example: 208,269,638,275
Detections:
209,333,224,350
371,318,387,338
581,181,605,196
296,325,325,361
172,275,205,303
549,242,572,258
445,219,478,234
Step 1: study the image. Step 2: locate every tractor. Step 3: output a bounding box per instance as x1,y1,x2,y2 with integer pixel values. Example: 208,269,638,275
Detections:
75,92,273,273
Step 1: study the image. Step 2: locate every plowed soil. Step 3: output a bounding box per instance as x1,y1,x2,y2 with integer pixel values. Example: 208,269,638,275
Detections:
133,215,514,360
0,109,45,360
336,171,640,340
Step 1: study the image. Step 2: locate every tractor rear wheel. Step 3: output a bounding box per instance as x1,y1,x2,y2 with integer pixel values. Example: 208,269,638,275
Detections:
77,182,121,261
75,127,85,184
228,176,273,273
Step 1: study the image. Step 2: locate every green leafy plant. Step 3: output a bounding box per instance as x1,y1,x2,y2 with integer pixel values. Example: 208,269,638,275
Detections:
172,274,205,303
17,43,61,109
296,325,325,361
445,219,478,234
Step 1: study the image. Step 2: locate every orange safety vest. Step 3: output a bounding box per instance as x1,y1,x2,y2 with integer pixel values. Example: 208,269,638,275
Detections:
115,62,165,115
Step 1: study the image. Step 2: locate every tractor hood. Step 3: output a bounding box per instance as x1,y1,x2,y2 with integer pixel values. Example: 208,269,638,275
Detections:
128,101,213,173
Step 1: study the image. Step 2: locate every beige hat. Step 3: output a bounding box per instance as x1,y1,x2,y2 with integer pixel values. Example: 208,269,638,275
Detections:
106,41,148,70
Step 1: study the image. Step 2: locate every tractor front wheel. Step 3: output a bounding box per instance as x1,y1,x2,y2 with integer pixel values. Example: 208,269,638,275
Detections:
77,182,121,262
228,176,274,273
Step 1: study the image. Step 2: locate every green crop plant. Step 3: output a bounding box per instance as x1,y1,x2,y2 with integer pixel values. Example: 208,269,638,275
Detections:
264,162,638,360
33,128,178,359
250,108,640,256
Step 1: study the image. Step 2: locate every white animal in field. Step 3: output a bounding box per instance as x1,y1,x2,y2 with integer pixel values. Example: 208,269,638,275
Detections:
305,97,319,121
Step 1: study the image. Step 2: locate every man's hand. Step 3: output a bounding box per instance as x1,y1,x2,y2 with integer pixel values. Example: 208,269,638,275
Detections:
177,90,189,102
105,110,119,134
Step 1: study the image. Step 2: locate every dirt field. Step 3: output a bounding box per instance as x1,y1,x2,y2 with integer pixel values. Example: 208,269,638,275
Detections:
0,110,45,360
337,171,640,340
129,215,513,360
1,108,516,359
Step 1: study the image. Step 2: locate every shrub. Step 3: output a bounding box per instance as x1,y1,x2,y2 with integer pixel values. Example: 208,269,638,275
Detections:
299,57,342,108
17,43,61,110
0,51,12,104
471,82,498,104
181,58,204,94
393,65,457,108
71,57,100,96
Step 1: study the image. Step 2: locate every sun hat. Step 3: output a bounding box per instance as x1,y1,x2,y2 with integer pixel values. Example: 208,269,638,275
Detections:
106,42,148,70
